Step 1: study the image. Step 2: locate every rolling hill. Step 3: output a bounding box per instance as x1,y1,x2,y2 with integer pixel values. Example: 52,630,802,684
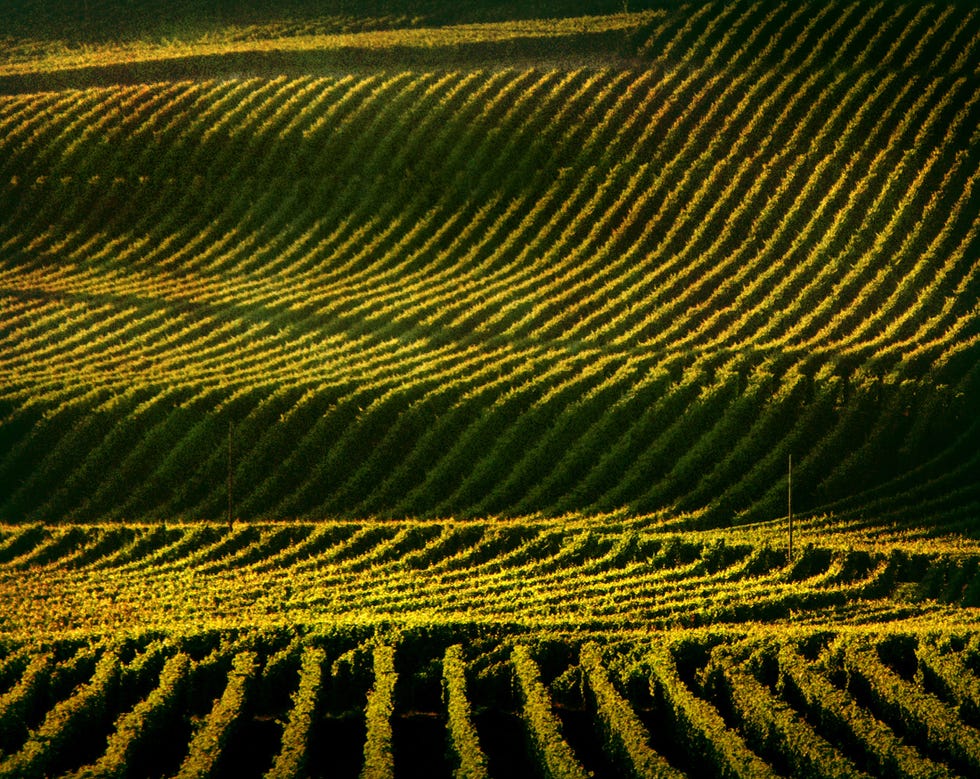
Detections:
1,3,980,776
2,0,978,529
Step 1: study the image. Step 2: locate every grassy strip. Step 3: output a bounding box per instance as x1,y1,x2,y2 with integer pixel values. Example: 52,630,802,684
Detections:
0,12,653,78
442,644,489,779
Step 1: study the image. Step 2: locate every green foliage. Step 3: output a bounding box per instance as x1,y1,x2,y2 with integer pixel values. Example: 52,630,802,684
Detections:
70,652,192,779
706,644,869,779
0,628,974,777
832,638,980,777
777,641,951,779
0,0,977,527
442,644,490,779
916,638,980,725
581,642,683,778
265,646,324,779
0,653,54,755
646,643,774,779
512,644,589,779
2,521,980,638
361,644,397,779
0,1,978,770
0,651,121,779
173,651,257,779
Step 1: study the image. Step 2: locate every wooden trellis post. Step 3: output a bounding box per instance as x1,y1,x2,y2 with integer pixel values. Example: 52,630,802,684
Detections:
227,419,233,529
787,453,793,563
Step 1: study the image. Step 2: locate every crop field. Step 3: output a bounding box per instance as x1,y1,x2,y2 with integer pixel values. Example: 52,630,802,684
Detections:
0,520,979,777
1,0,979,776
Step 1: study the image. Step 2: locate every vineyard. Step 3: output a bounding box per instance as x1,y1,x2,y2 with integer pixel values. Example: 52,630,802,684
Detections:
0,521,978,777
1,0,979,775
1,0,978,527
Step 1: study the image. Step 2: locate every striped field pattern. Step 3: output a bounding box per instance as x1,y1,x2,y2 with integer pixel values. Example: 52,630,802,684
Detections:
1,0,979,527
0,519,978,635
1,518,978,776
0,614,977,777
2,3,980,774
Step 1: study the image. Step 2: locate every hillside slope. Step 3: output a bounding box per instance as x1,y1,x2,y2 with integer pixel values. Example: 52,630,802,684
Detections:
0,0,978,527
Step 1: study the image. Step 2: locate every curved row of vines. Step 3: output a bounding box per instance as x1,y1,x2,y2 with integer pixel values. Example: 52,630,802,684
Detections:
1,521,978,635
1,0,978,525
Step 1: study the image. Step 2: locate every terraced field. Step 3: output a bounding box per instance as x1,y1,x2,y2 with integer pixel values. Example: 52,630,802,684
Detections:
1,0,979,775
